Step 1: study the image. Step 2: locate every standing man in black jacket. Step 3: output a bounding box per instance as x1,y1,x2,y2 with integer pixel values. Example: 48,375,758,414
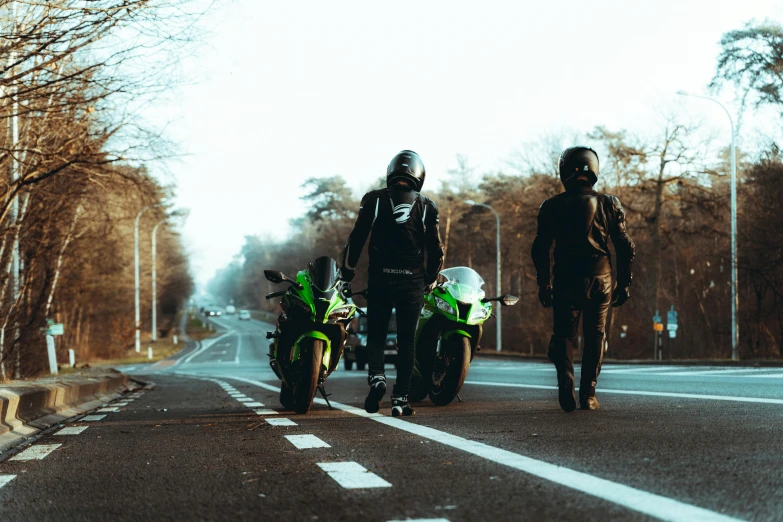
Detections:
341,150,444,417
531,146,636,412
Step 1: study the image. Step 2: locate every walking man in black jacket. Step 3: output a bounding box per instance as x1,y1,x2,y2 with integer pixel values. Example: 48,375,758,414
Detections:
341,150,444,416
531,146,636,412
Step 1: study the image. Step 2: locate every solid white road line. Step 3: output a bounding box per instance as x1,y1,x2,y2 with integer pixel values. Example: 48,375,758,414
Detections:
97,407,120,413
182,331,235,364
464,380,783,405
599,366,681,374
253,408,278,415
655,368,768,377
11,444,62,461
285,434,331,449
225,376,742,522
81,415,106,422
746,372,783,379
266,418,297,427
317,462,392,489
388,519,450,522
55,426,89,436
0,475,15,489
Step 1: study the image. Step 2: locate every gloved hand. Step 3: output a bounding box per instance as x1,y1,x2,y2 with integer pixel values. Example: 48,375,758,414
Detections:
424,281,437,294
538,285,554,308
612,284,630,307
339,266,355,283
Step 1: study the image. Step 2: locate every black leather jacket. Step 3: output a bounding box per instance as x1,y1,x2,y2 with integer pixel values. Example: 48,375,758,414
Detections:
531,186,635,287
342,186,444,283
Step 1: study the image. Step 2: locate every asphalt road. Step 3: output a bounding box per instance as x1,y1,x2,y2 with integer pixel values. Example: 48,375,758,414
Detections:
2,314,782,521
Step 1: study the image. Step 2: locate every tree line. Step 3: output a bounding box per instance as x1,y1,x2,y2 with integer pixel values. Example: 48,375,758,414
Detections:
209,19,783,360
0,1,205,379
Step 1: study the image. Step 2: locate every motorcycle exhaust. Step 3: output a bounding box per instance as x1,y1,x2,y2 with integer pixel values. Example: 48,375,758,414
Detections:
269,358,284,380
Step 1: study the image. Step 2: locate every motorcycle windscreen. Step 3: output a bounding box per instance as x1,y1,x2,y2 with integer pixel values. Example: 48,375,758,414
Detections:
439,267,486,303
307,256,339,300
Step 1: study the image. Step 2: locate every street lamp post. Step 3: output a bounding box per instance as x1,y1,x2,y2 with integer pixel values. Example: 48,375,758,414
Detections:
465,200,502,352
151,219,166,342
135,204,163,353
677,90,739,360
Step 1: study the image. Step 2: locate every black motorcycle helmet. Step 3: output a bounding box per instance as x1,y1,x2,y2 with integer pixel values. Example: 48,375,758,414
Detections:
559,146,599,188
387,150,426,191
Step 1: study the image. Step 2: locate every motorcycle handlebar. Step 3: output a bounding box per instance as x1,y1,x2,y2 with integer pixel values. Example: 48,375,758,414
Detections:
265,290,287,300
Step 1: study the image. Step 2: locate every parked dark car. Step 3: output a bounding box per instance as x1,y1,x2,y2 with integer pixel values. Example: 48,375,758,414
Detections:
344,308,397,370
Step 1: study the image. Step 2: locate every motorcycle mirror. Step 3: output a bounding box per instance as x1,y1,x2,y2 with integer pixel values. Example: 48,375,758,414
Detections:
501,295,519,307
264,270,285,284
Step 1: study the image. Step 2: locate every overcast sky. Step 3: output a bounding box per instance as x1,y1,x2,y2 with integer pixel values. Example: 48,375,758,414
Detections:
151,0,783,284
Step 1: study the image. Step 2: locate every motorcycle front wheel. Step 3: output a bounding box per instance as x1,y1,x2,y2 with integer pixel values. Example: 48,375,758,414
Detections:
280,381,295,410
428,336,470,406
294,338,324,414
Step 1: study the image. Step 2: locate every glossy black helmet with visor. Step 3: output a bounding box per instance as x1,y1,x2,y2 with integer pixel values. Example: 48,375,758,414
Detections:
386,150,426,191
559,146,599,189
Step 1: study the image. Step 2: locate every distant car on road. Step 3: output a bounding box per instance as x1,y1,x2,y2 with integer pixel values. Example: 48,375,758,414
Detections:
238,310,251,321
344,308,397,370
206,309,222,317
225,305,236,315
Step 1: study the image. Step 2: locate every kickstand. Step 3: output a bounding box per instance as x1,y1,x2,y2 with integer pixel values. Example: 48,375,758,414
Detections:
457,393,464,403
318,385,333,410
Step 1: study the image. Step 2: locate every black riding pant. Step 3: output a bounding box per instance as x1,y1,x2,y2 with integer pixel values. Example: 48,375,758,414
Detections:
547,272,612,395
367,276,425,396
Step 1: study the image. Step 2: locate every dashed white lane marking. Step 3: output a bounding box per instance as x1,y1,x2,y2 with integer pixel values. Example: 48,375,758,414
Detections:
285,434,331,449
11,444,62,461
317,462,392,489
55,426,89,436
245,402,265,407
254,409,278,415
266,418,297,427
464,380,783,405
113,402,130,407
227,375,740,522
0,475,15,489
237,398,254,402
81,415,106,422
97,407,120,413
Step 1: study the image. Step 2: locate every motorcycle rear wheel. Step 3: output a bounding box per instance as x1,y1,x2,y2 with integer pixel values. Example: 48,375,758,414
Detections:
294,338,324,414
428,336,470,406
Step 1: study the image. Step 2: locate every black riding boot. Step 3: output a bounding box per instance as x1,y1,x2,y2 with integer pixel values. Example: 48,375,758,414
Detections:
548,338,576,413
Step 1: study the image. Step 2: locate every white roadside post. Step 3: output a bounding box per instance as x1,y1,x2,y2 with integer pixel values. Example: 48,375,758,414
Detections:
46,336,57,375
173,335,178,345
465,200,503,352
151,220,166,342
676,90,738,360
134,204,163,353
148,347,153,360
68,349,75,368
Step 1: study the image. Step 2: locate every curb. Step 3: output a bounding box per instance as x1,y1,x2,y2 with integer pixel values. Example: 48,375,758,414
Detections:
0,370,134,452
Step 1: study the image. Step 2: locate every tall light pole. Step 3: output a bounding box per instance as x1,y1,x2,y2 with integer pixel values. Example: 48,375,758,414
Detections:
151,219,166,342
135,204,163,352
465,200,502,352
677,90,739,360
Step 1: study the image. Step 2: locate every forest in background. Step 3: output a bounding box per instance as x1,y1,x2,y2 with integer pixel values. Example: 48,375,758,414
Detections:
209,20,783,360
0,1,207,379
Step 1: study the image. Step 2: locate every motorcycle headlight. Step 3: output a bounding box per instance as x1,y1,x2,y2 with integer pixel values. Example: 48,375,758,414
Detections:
434,296,456,316
469,306,491,322
329,306,353,320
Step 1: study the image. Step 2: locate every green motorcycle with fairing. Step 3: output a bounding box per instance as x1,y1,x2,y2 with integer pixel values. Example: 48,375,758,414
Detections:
264,256,362,414
410,266,518,405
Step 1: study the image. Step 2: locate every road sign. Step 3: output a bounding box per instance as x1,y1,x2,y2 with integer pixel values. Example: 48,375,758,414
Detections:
669,330,677,338
46,323,64,336
654,323,664,332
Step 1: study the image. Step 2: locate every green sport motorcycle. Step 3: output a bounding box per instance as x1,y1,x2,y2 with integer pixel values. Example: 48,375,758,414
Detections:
410,267,518,406
264,257,362,414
